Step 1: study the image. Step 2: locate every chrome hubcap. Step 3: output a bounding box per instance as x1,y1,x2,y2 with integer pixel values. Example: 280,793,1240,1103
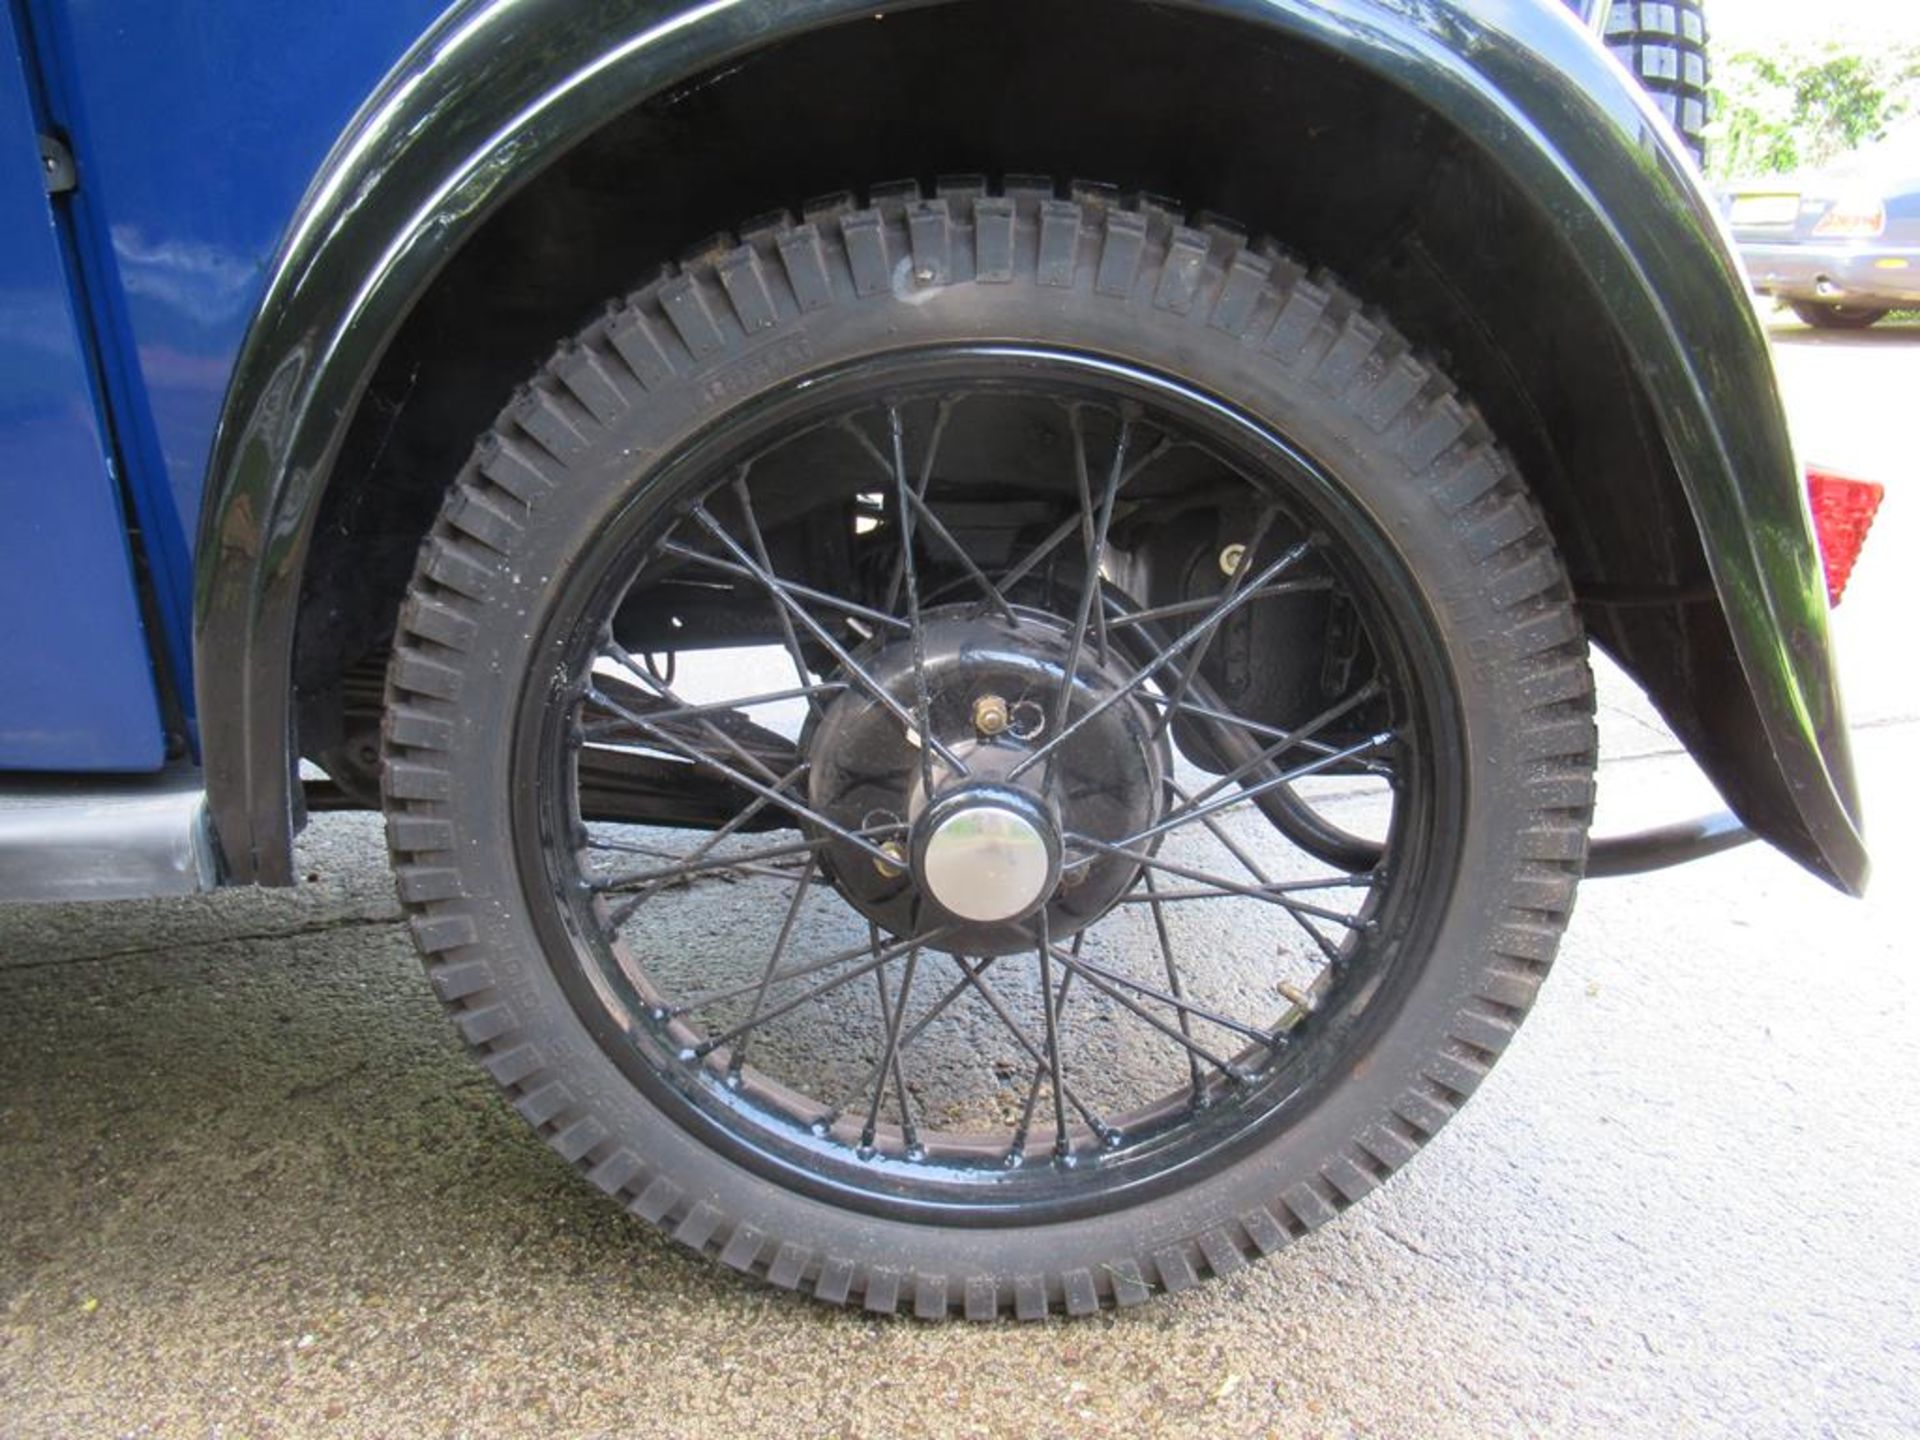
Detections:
917,795,1058,924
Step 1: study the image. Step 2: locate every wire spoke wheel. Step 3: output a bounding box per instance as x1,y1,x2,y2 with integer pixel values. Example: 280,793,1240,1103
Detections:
525,355,1451,1218
384,181,1595,1316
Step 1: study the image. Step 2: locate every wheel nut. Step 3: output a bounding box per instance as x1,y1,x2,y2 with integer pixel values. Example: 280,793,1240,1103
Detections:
874,840,908,879
972,693,1011,737
1218,543,1248,578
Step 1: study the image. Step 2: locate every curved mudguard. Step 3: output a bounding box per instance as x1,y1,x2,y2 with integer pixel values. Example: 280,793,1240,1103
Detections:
195,0,1868,893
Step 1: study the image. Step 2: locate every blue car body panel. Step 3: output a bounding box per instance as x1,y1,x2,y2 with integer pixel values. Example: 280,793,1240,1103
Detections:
12,0,447,709
0,3,162,770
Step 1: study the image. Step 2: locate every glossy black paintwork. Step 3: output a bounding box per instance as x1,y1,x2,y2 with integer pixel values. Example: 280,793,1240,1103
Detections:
194,0,1867,893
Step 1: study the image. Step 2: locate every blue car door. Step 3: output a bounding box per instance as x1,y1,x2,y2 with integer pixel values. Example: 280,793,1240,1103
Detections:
0,5,164,770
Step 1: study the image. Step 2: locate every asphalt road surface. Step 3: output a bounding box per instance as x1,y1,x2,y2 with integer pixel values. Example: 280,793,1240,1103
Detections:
3,312,1916,1439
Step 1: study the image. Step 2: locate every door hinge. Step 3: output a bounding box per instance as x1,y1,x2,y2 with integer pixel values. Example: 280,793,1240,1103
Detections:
38,133,76,194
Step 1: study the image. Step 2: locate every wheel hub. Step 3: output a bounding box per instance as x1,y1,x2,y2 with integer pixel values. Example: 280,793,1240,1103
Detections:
913,786,1060,924
805,606,1164,955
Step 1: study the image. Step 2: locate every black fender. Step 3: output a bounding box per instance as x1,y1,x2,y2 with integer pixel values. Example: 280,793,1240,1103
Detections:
195,0,1868,893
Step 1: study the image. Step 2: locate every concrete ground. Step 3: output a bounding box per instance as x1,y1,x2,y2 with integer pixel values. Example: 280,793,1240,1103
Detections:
3,314,1917,1440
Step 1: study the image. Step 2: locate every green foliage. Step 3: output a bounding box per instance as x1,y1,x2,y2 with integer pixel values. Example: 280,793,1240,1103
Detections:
1710,44,1920,179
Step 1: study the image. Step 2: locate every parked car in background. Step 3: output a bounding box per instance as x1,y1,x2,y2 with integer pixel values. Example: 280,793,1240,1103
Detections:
1724,126,1920,328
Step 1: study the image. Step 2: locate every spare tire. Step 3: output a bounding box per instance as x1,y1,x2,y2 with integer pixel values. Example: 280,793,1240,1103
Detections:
1606,0,1712,165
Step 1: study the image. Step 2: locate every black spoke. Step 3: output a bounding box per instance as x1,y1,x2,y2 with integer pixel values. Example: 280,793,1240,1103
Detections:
1201,795,1344,964
1051,408,1130,737
1148,508,1279,744
658,540,911,633
984,432,1177,612
727,860,818,1078
899,483,1019,621
1156,679,1384,819
589,683,893,866
872,955,921,1152
859,933,922,1152
690,504,970,774
1044,942,1250,1082
1007,935,1082,1164
599,642,787,785
600,836,820,928
1006,540,1312,781
1142,871,1203,1093
849,402,948,616
593,845,809,887
1065,832,1367,931
1134,689,1394,774
596,769,815,928
667,925,905,1017
590,832,820,888
1118,728,1396,850
1053,941,1286,1052
943,948,1115,1146
1107,577,1333,631
887,405,940,798
1034,909,1075,1157
849,403,1017,623
1114,873,1374,904
1165,786,1351,964
825,958,999,1130
731,470,829,721
585,678,845,733
686,929,947,1057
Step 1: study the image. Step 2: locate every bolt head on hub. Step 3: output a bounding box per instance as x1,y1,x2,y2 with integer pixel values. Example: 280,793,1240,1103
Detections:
971,693,1011,737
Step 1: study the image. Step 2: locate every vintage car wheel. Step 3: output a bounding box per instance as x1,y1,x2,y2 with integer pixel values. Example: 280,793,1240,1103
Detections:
381,181,1596,1318
1790,301,1889,331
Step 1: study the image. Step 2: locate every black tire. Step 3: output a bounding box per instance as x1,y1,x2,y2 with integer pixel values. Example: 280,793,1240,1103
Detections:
382,179,1596,1319
1790,300,1888,331
1606,0,1712,165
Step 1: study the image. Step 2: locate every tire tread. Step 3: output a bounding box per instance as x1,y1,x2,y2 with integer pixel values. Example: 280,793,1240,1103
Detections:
1607,0,1711,163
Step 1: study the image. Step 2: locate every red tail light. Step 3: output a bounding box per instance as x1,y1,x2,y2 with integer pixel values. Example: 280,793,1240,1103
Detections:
1806,468,1884,606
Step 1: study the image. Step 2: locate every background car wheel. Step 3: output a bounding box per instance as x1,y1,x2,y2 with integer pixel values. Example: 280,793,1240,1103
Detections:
1790,301,1889,330
1607,0,1712,165
381,180,1597,1318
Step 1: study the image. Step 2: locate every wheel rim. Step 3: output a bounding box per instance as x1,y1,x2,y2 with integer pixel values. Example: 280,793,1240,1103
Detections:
513,346,1467,1223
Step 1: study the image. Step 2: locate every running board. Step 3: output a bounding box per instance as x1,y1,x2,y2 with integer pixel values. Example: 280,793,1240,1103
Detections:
0,768,218,903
